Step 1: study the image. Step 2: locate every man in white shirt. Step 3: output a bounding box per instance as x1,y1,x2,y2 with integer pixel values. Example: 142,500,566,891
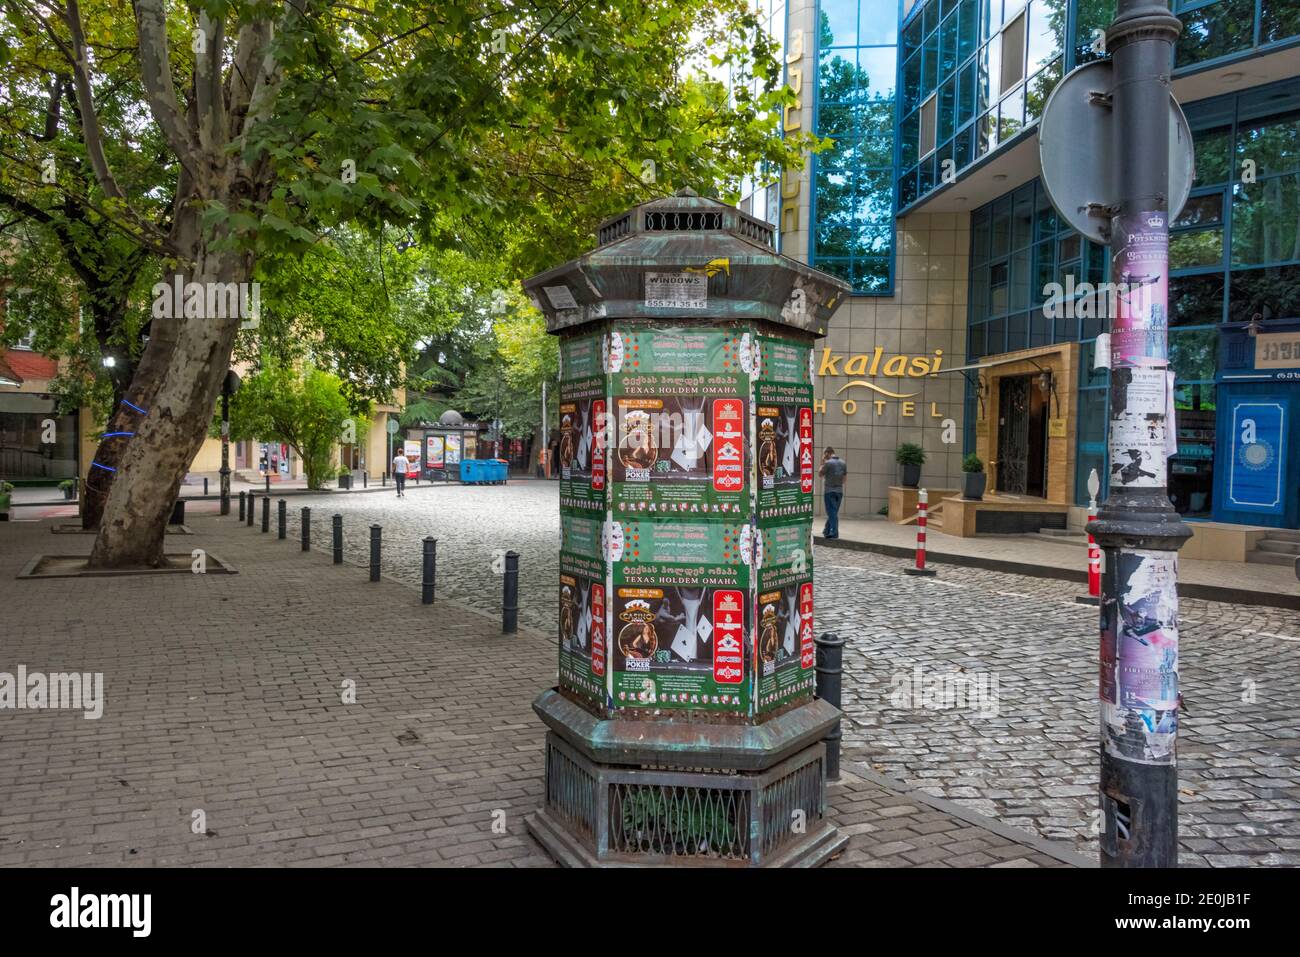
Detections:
391,449,409,497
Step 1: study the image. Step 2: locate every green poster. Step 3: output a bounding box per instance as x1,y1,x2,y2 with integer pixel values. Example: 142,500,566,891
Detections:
758,335,812,385
559,550,607,705
561,332,603,382
610,561,750,713
558,397,606,510
609,394,748,516
756,519,813,592
560,510,604,561
608,516,749,566
606,325,756,378
754,386,814,519
756,576,816,712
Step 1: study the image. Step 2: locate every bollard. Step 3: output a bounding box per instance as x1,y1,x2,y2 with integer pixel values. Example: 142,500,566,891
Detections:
204,477,209,496
247,492,254,526
382,471,387,487
814,632,845,781
362,471,368,489
261,495,270,532
265,474,271,493
332,514,343,564
301,507,311,551
238,491,246,522
502,550,519,634
904,488,936,577
422,537,437,605
1077,504,1102,605
278,499,287,539
369,524,381,582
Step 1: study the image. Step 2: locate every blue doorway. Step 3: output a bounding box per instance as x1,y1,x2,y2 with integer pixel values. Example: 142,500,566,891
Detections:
1214,323,1300,529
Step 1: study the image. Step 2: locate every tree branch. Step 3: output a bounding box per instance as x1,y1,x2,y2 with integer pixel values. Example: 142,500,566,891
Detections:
59,0,125,199
132,0,203,185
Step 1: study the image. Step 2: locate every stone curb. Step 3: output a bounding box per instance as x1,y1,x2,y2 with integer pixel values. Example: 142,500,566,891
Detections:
816,534,1300,612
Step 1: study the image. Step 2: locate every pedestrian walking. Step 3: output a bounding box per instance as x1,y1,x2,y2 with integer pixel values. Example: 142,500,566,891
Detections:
819,447,846,539
392,448,409,498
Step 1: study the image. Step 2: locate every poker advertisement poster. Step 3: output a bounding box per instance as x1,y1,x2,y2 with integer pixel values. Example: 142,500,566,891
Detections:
609,559,750,714
558,549,606,707
754,332,815,521
754,518,816,712
558,332,607,512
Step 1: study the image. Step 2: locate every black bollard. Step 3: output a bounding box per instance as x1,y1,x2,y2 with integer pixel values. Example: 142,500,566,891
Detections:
204,477,209,495
239,491,246,522
265,474,271,493
422,537,437,605
382,471,387,487
502,550,519,634
814,632,845,781
362,471,368,489
369,524,381,582
261,496,270,532
247,493,254,526
301,507,311,551
277,499,287,539
332,514,343,564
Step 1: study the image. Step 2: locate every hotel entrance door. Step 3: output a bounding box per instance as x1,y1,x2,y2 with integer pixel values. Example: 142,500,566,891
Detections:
996,374,1049,497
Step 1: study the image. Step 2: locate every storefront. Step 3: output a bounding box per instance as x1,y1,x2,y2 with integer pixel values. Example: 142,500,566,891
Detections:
1216,321,1299,529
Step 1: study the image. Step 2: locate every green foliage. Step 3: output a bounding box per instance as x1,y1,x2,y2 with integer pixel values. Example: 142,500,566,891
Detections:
961,453,984,473
877,504,889,515
228,363,359,490
618,788,739,855
895,443,926,466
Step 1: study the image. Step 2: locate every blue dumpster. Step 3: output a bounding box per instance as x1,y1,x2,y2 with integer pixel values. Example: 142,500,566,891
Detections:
460,459,509,484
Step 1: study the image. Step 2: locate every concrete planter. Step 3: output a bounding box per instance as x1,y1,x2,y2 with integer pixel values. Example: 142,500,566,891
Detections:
962,471,987,500
901,463,921,488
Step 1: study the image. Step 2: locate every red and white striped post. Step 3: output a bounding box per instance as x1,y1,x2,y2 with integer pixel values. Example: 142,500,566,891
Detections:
904,487,937,577
1077,468,1102,605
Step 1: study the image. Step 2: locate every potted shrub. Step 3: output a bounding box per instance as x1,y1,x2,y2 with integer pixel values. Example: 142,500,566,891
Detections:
895,443,925,488
59,478,77,500
961,453,987,500
0,481,12,521
337,466,353,490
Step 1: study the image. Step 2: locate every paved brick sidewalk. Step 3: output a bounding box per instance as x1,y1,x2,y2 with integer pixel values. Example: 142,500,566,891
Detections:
0,516,1079,868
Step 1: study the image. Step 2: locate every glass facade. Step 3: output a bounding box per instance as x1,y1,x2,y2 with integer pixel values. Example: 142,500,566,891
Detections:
966,77,1300,512
738,0,789,236
811,1,900,292
1175,0,1300,70
897,0,1073,212
893,0,1300,212
0,392,79,481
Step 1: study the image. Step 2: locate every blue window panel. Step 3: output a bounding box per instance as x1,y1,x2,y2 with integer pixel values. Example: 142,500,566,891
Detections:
822,0,858,48
1176,0,1257,66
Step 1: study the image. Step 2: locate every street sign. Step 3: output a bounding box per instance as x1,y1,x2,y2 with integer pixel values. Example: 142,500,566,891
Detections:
1039,60,1194,245
386,418,399,434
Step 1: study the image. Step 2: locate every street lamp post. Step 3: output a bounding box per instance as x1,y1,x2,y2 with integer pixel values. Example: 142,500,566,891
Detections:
220,370,241,516
1093,0,1190,868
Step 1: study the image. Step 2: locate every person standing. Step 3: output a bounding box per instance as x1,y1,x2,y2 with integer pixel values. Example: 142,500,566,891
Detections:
819,447,846,539
391,448,409,498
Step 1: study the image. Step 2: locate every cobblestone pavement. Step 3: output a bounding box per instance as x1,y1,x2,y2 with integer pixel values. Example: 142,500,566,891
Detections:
817,549,1300,867
286,482,1300,866
0,518,1074,868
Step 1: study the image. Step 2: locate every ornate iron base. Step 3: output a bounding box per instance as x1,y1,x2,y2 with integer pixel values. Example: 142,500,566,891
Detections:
525,689,848,868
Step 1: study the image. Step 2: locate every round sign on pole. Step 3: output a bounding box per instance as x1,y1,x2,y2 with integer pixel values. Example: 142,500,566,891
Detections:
386,418,400,435
1039,60,1194,245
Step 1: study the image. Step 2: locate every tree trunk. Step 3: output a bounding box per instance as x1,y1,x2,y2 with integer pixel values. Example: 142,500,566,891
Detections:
87,252,245,568
81,306,160,529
